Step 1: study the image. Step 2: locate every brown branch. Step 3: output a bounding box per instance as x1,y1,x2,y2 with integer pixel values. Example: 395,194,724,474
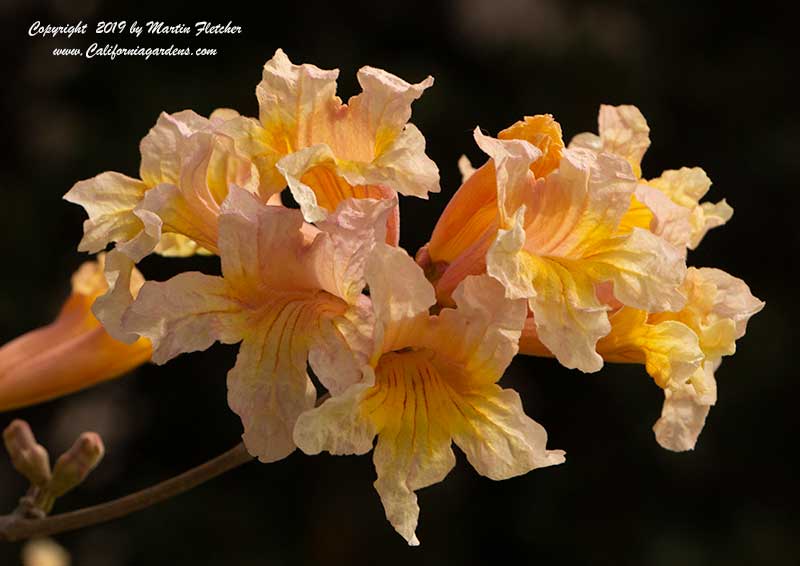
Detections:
0,442,253,542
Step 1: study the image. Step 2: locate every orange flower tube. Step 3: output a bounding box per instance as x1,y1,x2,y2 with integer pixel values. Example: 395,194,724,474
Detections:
0,256,151,411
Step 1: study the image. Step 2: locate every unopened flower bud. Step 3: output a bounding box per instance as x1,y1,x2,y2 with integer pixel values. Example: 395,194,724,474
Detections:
49,432,105,498
3,420,51,487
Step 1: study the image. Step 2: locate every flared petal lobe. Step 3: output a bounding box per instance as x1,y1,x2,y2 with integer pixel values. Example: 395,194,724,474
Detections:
295,247,564,545
0,256,151,411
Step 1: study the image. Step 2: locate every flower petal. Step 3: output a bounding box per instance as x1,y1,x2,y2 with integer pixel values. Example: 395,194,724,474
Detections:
647,167,733,249
139,110,210,187
451,385,565,480
121,271,244,364
653,362,718,451
63,172,149,254
596,307,703,388
570,104,651,178
227,297,326,463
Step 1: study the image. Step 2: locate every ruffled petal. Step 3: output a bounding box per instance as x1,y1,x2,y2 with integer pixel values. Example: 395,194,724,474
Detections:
92,250,148,343
121,271,244,364
581,228,687,313
653,362,718,451
294,381,378,456
139,110,210,187
647,167,733,249
432,275,527,386
596,307,703,388
591,104,651,178
63,172,149,254
473,128,540,227
228,296,331,463
450,385,565,479
365,243,436,339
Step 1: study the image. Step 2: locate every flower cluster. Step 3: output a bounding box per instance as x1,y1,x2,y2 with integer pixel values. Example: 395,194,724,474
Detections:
5,50,763,545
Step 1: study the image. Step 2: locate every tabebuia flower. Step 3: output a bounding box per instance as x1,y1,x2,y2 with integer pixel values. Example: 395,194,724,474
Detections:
0,255,151,411
64,109,264,342
224,48,440,244
294,243,565,545
122,188,391,462
421,120,686,373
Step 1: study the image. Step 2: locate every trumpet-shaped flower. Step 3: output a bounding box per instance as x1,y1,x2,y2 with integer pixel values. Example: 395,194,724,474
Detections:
570,104,733,249
65,110,264,342
294,244,565,545
0,255,151,411
64,109,259,262
122,188,392,462
227,49,440,244
423,122,686,373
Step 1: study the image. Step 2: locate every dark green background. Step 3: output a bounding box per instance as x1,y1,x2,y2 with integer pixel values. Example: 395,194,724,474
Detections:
1,0,796,564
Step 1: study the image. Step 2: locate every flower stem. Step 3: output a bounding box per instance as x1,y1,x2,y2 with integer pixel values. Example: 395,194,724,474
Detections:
0,442,253,542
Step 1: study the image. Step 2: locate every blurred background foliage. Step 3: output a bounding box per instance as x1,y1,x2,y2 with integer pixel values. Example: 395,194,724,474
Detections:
1,0,796,564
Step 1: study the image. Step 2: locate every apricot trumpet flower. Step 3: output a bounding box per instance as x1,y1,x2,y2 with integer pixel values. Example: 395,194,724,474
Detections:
0,255,151,412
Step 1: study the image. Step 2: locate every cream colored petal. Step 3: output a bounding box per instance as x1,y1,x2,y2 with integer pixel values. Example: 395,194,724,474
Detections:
139,110,210,187
227,303,320,463
307,295,374,395
433,275,527,386
582,228,687,313
121,271,244,364
91,250,146,344
365,243,436,333
314,197,395,303
647,168,732,249
458,154,476,183
293,382,377,456
690,199,734,249
217,197,320,296
597,104,651,177
648,167,711,208
257,48,340,154
451,385,565,480
356,123,440,199
691,267,764,338
568,132,603,153
217,115,287,198
632,183,693,250
64,172,149,254
526,255,610,373
153,233,210,257
487,208,536,299
653,362,717,451
137,183,218,255
351,66,433,148
473,128,540,226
